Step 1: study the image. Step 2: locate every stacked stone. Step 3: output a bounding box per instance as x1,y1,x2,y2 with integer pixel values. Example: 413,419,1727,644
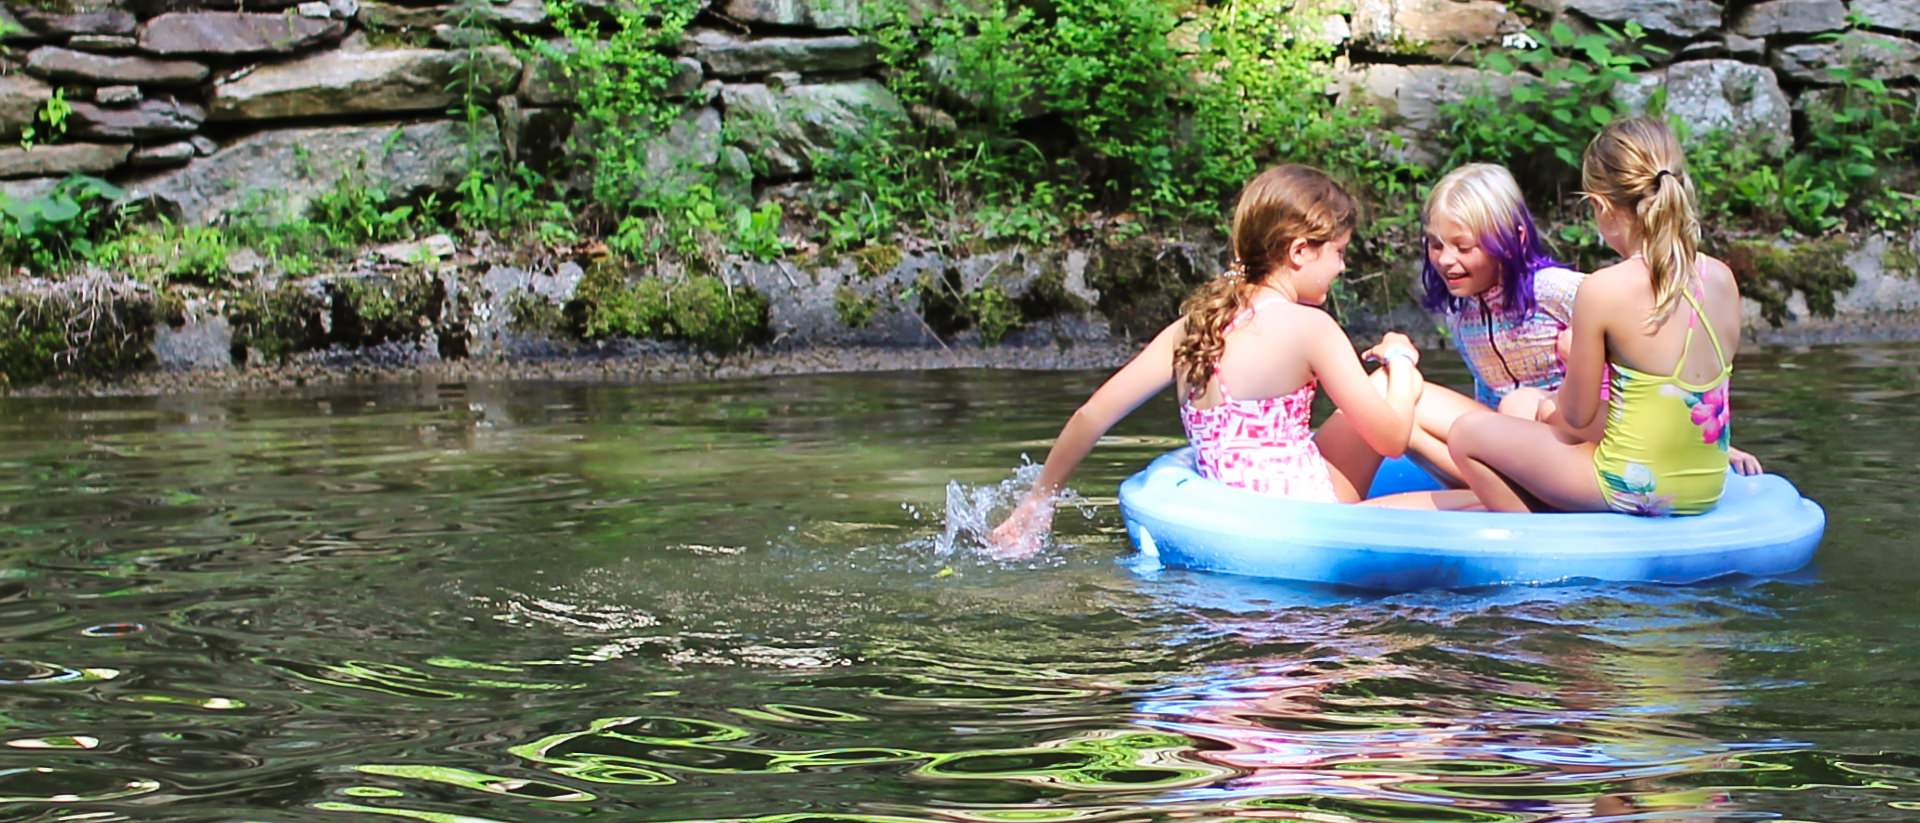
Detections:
1334,0,1920,164
2,4,352,188
0,0,918,225
2,0,1914,226
506,0,912,201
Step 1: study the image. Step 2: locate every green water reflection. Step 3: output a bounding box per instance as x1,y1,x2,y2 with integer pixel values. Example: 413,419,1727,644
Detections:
0,344,1916,820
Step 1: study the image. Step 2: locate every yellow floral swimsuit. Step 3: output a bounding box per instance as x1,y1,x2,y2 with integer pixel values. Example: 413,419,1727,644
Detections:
1591,284,1732,516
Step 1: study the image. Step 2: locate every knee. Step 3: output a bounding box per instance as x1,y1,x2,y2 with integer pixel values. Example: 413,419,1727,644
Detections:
1498,387,1546,419
1447,411,1494,462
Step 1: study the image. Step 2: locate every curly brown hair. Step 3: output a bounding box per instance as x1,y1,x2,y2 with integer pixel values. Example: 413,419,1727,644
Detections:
1173,164,1356,396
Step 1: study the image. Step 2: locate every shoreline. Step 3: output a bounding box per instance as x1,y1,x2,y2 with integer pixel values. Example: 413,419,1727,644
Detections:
8,324,1919,399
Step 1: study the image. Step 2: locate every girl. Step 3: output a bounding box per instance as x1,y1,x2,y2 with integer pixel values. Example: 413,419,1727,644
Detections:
1447,118,1741,515
989,165,1428,556
1400,163,1591,482
1404,164,1758,483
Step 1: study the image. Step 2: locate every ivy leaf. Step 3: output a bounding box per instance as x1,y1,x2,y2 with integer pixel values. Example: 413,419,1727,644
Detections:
38,196,80,223
1549,21,1575,46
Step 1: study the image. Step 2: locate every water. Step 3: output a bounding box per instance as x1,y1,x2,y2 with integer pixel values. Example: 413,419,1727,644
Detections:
1,344,1917,821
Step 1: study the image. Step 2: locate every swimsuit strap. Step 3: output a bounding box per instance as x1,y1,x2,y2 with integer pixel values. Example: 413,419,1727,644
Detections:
1220,294,1289,338
1672,278,1729,379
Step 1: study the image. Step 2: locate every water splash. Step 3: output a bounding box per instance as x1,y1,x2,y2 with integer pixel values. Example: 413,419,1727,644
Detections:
934,459,1095,559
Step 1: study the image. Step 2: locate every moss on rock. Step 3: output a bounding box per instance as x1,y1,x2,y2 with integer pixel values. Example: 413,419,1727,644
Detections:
852,244,904,280
964,284,1021,344
1884,242,1920,280
507,291,567,335
572,264,770,351
1725,237,1855,327
1084,236,1210,339
228,282,329,364
834,285,876,329
332,273,442,345
0,287,157,387
911,265,1030,345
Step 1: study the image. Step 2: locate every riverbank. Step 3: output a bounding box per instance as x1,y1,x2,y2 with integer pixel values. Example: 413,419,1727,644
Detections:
4,227,1917,397
11,324,1920,399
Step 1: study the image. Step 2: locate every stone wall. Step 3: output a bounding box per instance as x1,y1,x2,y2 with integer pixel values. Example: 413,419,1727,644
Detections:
2,0,1919,388
0,0,935,219
2,0,1915,219
1339,0,1918,164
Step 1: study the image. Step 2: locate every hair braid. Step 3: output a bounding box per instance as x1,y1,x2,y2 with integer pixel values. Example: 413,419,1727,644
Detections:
1173,164,1356,396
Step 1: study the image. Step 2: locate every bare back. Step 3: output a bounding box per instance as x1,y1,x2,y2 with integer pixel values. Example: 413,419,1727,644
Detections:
1590,254,1740,381
1176,299,1319,409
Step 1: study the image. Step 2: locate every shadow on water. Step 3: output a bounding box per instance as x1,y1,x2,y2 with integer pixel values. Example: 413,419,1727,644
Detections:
0,344,1916,820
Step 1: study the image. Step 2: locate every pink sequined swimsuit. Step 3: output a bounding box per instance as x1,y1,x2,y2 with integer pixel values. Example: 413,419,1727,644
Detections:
1178,299,1340,502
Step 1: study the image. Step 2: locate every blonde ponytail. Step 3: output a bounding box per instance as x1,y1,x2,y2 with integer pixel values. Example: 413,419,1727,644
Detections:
1637,168,1701,324
1581,117,1702,326
1173,165,1356,397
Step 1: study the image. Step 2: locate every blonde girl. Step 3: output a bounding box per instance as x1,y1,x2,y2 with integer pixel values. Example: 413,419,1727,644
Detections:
1399,163,1591,482
1447,118,1743,515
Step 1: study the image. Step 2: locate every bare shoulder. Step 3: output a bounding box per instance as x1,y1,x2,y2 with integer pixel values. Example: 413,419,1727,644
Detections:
1230,301,1336,357
1154,316,1188,347
1696,254,1739,298
1274,301,1342,339
1586,257,1645,284
1577,259,1642,302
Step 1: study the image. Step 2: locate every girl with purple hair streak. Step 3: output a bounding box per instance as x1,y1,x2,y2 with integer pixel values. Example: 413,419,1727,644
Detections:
1395,164,1758,484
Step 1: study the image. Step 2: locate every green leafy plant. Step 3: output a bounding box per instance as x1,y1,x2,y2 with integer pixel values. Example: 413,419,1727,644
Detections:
97,222,233,286
1686,30,1919,236
19,88,71,149
538,0,702,210
1445,20,1666,201
0,175,125,273
727,202,787,262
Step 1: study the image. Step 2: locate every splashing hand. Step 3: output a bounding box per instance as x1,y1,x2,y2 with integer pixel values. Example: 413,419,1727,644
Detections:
988,494,1054,559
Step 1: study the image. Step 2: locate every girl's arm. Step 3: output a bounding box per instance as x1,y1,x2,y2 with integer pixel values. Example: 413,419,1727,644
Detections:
1026,320,1182,494
1306,313,1421,458
1558,276,1614,429
989,320,1182,554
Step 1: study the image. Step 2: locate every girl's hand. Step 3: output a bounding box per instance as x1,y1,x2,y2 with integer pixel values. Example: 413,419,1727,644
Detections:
988,494,1055,559
1364,332,1419,366
1728,446,1763,476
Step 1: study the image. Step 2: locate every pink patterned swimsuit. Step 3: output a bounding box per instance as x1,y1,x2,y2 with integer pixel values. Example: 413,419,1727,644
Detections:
1178,299,1340,502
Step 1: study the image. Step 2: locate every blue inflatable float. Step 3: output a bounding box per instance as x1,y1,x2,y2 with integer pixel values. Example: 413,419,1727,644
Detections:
1117,448,1824,591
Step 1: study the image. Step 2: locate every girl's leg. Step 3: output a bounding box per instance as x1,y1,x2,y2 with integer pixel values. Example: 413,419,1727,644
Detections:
1364,489,1486,510
1505,388,1607,445
1498,387,1550,420
1408,382,1482,486
1365,368,1479,487
1448,411,1608,513
1314,410,1385,504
